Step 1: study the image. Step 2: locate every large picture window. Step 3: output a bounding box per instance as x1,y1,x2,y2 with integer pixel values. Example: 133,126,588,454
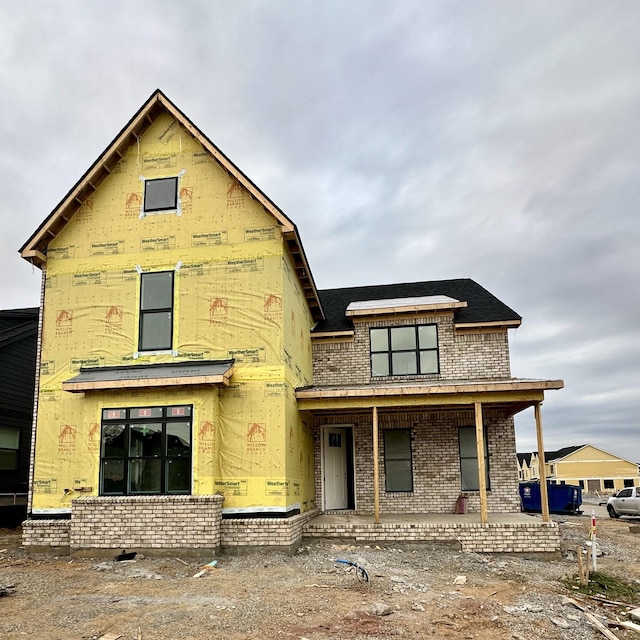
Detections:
100,405,192,495
139,271,174,351
0,427,19,471
384,429,413,492
371,325,438,377
459,425,490,491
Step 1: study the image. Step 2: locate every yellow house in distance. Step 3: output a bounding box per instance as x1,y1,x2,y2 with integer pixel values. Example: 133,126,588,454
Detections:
518,444,640,495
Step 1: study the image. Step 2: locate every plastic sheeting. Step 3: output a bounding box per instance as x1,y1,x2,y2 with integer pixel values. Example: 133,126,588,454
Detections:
31,112,315,514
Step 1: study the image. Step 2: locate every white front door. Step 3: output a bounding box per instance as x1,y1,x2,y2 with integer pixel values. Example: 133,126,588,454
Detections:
324,427,348,509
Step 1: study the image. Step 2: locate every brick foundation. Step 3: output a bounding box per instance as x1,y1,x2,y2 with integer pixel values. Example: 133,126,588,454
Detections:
220,508,321,553
22,500,321,555
22,519,71,550
304,519,560,553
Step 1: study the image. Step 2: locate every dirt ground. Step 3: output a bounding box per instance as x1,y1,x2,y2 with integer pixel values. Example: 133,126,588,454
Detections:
1,504,640,640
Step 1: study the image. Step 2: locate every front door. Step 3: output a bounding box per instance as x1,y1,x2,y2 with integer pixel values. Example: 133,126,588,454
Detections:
323,427,349,509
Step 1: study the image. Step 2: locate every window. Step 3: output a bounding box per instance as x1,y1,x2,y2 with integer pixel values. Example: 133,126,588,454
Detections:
100,405,192,495
144,177,178,212
603,479,615,490
370,325,438,377
459,426,490,491
579,480,585,489
624,478,634,488
384,429,413,492
139,271,174,351
0,427,19,471
617,488,632,498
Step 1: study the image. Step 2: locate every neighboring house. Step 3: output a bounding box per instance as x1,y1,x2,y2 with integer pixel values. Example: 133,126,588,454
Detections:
518,445,640,495
0,308,38,526
18,90,563,553
516,452,533,482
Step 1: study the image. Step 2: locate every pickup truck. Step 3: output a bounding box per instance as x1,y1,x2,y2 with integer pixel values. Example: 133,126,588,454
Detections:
607,487,640,517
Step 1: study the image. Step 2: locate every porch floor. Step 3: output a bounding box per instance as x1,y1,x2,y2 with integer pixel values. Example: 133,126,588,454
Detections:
303,511,559,553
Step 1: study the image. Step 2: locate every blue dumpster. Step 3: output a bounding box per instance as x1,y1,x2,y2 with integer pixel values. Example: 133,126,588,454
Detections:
519,482,582,515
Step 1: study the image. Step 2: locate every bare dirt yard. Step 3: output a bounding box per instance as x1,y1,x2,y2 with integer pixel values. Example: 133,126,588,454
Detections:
2,504,640,640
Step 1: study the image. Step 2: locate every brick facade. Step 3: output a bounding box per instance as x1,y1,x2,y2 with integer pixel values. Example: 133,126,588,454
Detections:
312,312,511,386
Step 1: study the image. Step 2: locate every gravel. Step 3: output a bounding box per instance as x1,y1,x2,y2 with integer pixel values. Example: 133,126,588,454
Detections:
1,508,639,639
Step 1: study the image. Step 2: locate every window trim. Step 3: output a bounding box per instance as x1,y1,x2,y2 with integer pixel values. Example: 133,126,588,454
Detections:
370,324,439,377
458,425,490,491
383,428,414,492
100,405,192,496
0,426,20,472
138,270,175,352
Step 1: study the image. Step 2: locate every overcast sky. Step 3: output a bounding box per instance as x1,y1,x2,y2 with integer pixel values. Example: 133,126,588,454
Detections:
1,1,639,464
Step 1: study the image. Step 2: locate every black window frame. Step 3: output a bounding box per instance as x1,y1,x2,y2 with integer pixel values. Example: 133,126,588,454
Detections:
603,479,615,490
138,270,174,352
383,428,414,492
458,425,490,491
0,426,20,472
370,324,439,377
143,176,179,213
100,405,192,496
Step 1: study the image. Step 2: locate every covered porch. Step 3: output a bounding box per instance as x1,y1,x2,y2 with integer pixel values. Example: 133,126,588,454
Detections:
296,378,563,546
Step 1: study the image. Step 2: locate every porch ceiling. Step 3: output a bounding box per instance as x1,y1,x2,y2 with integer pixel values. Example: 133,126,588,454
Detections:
295,378,563,418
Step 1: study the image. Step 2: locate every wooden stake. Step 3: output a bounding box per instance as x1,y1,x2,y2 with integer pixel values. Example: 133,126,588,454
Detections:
578,546,585,585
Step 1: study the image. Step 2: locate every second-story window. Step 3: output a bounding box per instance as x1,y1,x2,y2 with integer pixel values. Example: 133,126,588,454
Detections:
139,271,174,351
370,325,438,377
144,177,178,212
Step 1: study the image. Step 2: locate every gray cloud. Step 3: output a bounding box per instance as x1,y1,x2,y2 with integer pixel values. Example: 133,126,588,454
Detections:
1,0,639,461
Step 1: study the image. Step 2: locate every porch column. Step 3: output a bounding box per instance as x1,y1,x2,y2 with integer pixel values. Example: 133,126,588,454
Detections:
474,402,488,524
534,402,551,523
372,406,380,524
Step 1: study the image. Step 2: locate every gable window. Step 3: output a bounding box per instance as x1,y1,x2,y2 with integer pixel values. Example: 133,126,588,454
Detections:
384,429,413,492
144,177,178,212
459,426,490,491
0,427,20,471
139,271,174,351
370,325,438,377
100,405,192,495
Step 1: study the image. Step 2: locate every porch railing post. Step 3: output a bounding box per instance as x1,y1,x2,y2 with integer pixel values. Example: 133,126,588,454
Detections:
474,402,488,524
534,402,551,523
373,406,380,524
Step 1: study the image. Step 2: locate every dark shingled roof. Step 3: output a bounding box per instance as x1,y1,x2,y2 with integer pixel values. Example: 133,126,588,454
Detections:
544,445,585,461
517,453,533,466
313,278,521,333
518,445,586,462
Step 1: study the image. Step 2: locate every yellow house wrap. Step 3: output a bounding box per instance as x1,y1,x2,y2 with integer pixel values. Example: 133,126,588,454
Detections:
29,105,317,515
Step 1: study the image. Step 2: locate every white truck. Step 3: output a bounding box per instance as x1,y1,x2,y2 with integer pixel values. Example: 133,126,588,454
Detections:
607,487,640,517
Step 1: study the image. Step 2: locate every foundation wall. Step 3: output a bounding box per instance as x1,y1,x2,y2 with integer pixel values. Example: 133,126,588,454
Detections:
303,520,560,553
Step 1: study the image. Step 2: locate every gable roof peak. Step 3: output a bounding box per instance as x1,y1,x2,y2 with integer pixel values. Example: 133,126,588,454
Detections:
19,90,323,321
